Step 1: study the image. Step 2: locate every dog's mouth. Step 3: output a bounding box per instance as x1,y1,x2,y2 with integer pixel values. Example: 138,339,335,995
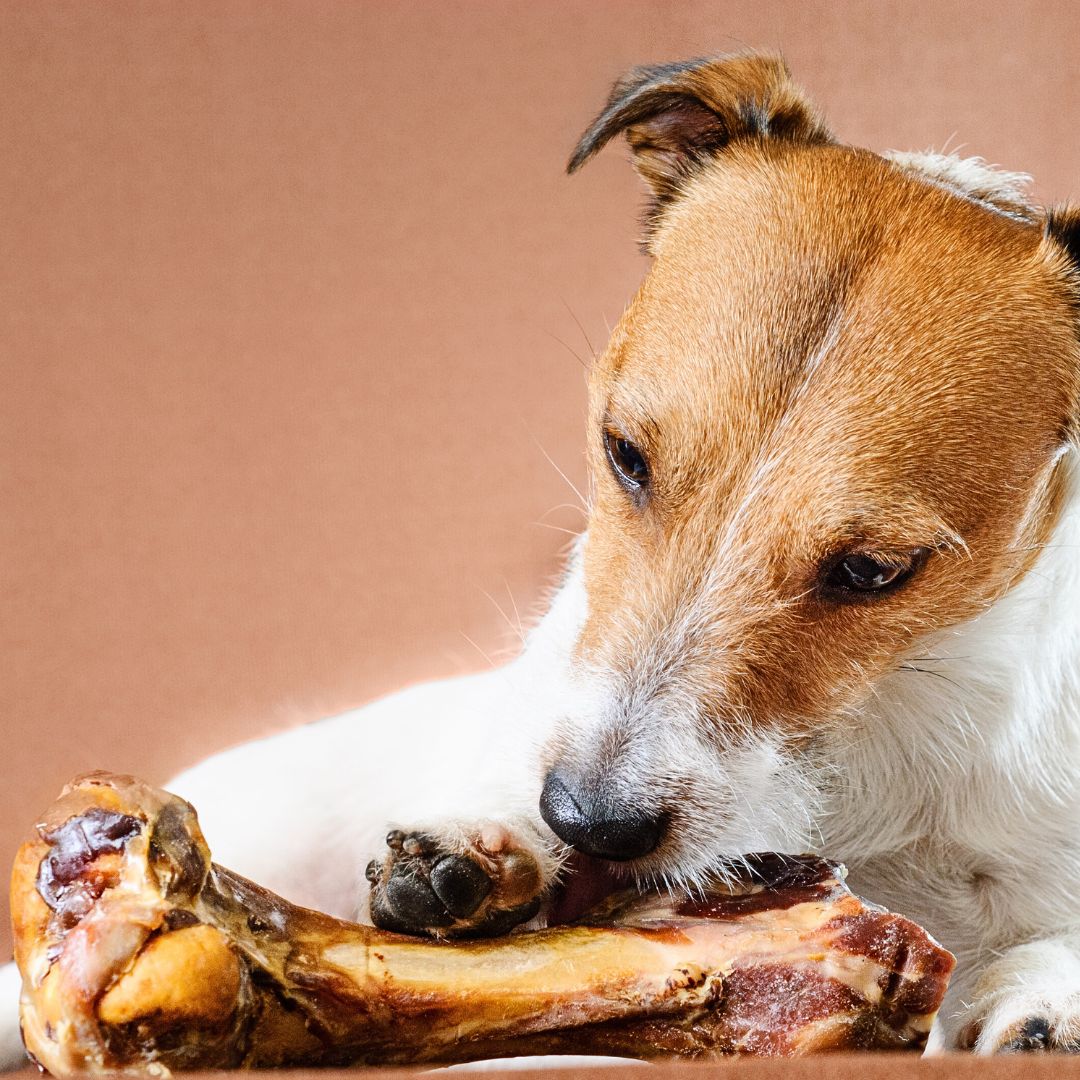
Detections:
544,851,636,925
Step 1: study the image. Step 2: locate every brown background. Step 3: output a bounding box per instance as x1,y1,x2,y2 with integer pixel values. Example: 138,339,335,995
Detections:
3,0,1079,962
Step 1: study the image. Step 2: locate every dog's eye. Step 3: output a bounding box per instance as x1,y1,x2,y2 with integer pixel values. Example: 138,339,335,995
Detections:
821,549,928,601
604,429,649,489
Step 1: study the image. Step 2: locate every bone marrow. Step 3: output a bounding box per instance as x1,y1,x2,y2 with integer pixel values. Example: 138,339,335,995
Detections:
11,772,954,1074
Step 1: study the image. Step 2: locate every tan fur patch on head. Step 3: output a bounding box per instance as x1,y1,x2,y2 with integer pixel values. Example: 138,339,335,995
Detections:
578,139,1079,736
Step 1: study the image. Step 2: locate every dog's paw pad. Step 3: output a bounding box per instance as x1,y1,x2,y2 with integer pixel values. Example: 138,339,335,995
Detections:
367,826,544,939
383,870,455,929
429,854,492,918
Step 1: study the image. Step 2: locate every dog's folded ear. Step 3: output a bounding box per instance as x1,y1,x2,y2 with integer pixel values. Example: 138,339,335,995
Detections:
568,52,831,225
1045,209,1080,444
1047,208,1080,279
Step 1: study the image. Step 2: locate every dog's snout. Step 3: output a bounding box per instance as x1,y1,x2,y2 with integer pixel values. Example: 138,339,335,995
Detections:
539,770,666,861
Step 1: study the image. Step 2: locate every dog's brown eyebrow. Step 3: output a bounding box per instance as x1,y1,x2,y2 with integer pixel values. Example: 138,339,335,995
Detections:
826,507,967,557
601,405,661,451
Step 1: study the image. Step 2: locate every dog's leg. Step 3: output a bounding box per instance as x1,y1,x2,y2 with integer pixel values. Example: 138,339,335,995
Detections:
360,551,587,937
163,557,586,938
164,659,565,927
960,935,1080,1053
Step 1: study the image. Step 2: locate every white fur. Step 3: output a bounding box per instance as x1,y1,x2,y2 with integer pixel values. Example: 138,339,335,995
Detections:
884,150,1037,221
825,448,1080,1050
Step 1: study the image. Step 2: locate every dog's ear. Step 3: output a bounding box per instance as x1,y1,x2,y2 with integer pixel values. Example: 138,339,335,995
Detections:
1047,207,1080,278
1045,208,1080,446
568,52,831,227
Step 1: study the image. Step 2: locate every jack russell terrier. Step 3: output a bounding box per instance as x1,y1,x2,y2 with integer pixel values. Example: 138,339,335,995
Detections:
4,52,1080,1061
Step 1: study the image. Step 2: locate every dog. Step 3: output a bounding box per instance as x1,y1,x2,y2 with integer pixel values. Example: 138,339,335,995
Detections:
4,52,1080,1064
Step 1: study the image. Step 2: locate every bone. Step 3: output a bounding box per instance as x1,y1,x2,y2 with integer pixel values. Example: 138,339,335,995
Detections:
11,773,954,1075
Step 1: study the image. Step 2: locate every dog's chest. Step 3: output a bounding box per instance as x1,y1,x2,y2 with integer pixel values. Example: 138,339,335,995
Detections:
826,733,1080,957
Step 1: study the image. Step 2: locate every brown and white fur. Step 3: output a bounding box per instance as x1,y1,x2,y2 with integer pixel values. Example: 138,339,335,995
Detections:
5,53,1080,1061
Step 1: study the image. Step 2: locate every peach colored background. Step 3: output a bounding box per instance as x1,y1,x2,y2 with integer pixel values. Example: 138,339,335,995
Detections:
3,1,1080,961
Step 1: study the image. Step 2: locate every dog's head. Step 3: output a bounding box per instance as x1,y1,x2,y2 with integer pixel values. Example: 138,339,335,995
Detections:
540,53,1080,885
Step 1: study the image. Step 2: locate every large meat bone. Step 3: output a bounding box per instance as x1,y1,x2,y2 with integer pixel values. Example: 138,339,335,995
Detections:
11,772,954,1075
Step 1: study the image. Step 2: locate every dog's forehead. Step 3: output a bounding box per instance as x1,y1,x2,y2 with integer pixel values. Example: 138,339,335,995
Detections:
596,142,1073,511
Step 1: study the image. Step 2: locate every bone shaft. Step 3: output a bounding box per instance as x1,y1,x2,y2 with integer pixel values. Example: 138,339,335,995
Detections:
12,774,955,1074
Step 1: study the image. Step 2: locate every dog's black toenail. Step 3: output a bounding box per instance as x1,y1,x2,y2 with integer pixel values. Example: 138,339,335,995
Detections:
386,830,405,850
365,859,381,884
384,874,454,929
1002,1017,1052,1052
1021,1017,1052,1044
429,855,492,918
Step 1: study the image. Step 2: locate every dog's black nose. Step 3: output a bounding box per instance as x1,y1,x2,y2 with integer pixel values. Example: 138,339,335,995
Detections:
539,770,665,861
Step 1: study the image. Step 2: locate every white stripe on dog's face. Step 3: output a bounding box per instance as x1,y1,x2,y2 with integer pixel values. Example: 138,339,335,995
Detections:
543,141,1080,884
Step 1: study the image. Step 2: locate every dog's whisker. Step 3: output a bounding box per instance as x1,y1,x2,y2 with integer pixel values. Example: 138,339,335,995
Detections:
532,437,589,510
560,298,598,361
537,502,589,521
542,328,590,372
897,664,964,691
477,587,527,648
457,631,503,670
503,579,525,640
531,521,582,539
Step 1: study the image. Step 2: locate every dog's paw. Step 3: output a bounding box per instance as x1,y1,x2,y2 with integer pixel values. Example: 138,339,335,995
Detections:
965,1008,1080,1054
365,822,547,938
997,1017,1080,1053
961,940,1080,1053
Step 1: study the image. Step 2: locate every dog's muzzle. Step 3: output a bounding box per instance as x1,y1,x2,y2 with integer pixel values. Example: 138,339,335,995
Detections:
539,769,667,861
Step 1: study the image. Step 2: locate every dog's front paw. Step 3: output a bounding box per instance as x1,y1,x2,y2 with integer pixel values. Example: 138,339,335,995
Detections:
961,939,1080,1053
366,822,547,938
965,1008,1080,1054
